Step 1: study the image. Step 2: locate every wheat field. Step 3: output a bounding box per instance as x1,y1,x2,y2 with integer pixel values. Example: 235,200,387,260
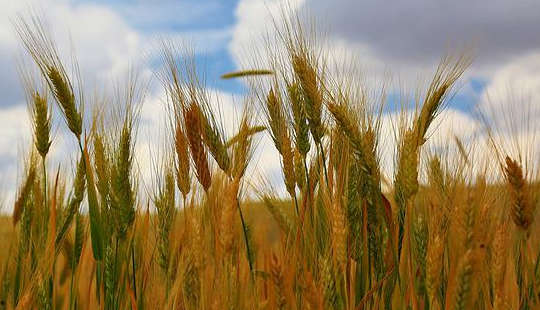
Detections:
1,11,539,310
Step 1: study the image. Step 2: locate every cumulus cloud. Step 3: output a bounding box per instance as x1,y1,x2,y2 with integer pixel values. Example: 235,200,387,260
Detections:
227,0,540,186
0,0,146,210
230,0,540,90
0,0,150,109
0,0,237,211
471,51,540,171
229,0,305,68
0,105,31,169
3,0,540,208
480,51,540,116
309,0,540,70
0,104,31,206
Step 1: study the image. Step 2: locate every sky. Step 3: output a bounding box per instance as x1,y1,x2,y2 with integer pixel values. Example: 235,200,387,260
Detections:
1,0,540,209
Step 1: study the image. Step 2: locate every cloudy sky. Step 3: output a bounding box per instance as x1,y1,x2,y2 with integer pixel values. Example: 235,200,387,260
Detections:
1,0,540,209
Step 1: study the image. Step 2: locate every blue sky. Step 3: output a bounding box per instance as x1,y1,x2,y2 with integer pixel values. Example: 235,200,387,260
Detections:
71,0,246,93
1,0,540,208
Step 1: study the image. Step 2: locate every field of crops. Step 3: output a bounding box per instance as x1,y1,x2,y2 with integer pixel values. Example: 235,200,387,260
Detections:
1,11,539,310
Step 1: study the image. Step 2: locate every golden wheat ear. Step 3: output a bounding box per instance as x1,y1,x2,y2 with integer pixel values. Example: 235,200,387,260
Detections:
504,156,534,231
230,109,257,180
174,122,191,199
414,54,472,146
185,103,212,192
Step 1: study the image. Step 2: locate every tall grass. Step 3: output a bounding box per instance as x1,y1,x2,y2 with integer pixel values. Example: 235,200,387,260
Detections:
1,12,539,310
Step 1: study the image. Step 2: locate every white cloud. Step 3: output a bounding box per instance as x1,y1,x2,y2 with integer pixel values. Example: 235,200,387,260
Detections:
480,51,540,120
0,0,148,212
3,0,540,210
0,105,31,160
158,29,232,55
474,51,540,173
309,0,540,72
53,3,141,79
226,0,540,189
229,0,305,69
0,104,31,209
0,0,240,212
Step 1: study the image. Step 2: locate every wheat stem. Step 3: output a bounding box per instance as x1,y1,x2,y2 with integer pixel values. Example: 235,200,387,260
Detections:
318,142,330,194
131,240,137,301
236,200,253,276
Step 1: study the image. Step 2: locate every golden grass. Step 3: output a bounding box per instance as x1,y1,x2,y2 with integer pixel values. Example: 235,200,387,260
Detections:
2,11,539,310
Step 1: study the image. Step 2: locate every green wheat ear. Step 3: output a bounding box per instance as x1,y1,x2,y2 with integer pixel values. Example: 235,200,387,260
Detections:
200,110,230,173
292,54,324,144
32,91,51,158
288,82,311,157
47,66,82,138
220,69,273,79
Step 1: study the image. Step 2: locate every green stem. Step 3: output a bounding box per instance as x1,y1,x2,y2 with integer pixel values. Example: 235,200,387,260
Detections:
77,139,85,165
318,142,330,188
302,157,314,228
42,156,47,214
42,155,54,308
106,237,120,310
237,200,253,275
96,261,102,304
292,193,299,216
303,156,310,193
